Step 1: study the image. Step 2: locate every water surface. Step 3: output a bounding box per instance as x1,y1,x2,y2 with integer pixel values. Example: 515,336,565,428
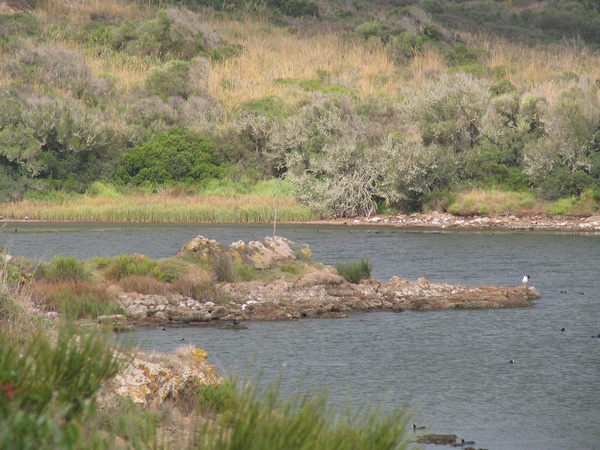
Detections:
3,223,599,449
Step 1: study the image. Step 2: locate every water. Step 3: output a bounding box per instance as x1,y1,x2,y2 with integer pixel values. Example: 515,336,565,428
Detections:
2,222,600,449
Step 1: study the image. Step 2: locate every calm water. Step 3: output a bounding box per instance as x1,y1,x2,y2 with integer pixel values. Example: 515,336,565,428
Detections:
2,222,600,449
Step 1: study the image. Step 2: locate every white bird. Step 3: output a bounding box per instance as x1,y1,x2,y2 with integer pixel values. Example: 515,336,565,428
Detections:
522,274,530,286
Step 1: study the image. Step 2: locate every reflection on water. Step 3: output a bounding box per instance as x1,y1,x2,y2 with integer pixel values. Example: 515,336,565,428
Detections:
4,223,600,450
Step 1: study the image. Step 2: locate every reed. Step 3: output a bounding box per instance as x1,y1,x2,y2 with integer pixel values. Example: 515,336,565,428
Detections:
0,193,316,223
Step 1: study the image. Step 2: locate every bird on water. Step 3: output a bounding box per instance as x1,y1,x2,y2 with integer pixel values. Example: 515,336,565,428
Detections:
522,274,530,286
412,424,426,431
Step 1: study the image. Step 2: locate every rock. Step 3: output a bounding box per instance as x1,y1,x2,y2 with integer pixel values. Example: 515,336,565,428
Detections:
127,304,148,319
166,308,212,323
118,236,544,324
107,346,222,408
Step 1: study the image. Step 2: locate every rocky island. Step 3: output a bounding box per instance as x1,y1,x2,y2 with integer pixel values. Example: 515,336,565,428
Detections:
106,235,541,327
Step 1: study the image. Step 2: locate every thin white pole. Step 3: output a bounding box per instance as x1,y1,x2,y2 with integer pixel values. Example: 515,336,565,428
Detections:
273,197,279,238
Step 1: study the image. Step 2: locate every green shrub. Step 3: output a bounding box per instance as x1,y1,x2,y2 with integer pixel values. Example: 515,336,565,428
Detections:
336,258,372,284
103,254,159,281
0,325,122,448
146,60,191,99
43,256,90,282
116,128,222,186
237,264,256,281
198,380,237,414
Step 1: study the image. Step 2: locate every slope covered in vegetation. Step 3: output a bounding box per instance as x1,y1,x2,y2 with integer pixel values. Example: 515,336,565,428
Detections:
0,0,599,218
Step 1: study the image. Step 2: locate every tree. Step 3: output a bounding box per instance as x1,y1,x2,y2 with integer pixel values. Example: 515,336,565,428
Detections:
116,128,222,186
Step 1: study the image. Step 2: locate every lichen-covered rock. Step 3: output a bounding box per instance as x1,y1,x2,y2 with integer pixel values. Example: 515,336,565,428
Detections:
109,346,222,407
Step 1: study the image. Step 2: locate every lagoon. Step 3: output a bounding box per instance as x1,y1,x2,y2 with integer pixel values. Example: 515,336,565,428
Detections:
3,222,600,449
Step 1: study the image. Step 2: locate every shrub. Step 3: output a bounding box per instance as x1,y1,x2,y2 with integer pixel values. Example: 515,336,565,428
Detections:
408,73,490,152
102,254,159,281
43,256,90,282
111,9,214,60
146,60,191,100
116,128,222,186
198,380,237,414
336,258,372,284
236,264,256,281
0,325,122,448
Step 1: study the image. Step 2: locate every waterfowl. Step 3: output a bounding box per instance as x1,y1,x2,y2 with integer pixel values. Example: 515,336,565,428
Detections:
522,275,530,286
412,424,426,431
179,337,185,341
161,326,166,331
561,327,565,332
509,359,515,364
233,319,240,326
461,439,475,445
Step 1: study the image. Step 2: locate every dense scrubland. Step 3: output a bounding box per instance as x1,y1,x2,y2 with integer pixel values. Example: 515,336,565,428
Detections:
0,0,599,220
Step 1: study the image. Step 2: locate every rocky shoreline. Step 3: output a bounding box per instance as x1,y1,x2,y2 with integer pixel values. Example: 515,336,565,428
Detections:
305,211,600,232
3,212,600,232
101,235,541,328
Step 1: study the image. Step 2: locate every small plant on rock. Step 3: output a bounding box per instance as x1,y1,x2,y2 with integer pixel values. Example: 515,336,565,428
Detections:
336,258,372,284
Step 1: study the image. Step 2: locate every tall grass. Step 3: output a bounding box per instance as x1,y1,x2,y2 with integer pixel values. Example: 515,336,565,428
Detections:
336,258,372,284
0,193,316,223
203,379,411,450
29,281,124,320
43,255,90,282
447,189,540,216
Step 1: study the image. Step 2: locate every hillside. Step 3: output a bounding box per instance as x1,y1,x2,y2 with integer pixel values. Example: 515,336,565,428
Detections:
0,0,599,218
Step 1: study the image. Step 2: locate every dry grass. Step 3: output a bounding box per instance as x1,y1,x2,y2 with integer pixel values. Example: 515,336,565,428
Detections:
17,1,600,112
405,49,448,88
118,274,173,296
207,19,400,108
481,37,600,102
37,0,145,23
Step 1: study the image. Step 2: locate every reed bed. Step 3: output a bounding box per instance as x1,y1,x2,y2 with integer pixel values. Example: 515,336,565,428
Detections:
0,194,317,223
